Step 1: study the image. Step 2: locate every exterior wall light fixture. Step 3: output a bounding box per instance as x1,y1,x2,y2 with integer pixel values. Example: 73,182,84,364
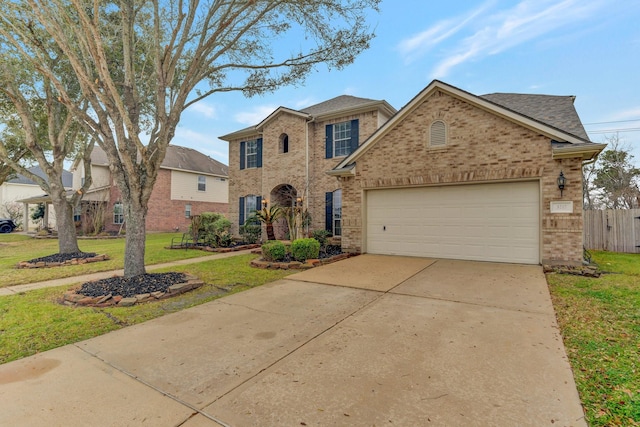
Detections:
557,171,566,198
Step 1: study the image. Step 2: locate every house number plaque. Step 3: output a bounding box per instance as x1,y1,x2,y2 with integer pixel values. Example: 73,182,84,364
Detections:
550,201,573,213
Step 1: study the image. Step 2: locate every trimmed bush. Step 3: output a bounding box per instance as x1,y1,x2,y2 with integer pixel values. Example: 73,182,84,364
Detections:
262,240,287,262
291,238,320,262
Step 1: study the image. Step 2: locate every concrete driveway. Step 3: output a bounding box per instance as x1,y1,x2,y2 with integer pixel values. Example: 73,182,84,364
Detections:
0,255,586,426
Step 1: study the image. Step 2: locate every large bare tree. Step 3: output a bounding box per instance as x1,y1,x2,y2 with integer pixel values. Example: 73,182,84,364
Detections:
0,0,380,277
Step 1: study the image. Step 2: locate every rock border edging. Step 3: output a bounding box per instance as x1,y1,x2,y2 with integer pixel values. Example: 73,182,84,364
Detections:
17,254,110,269
250,252,358,270
62,274,205,307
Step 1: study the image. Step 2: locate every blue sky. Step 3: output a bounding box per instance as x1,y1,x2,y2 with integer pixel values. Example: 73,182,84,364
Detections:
172,0,640,165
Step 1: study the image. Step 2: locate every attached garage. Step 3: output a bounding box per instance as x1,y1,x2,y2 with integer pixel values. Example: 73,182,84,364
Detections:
365,181,540,264
329,81,607,266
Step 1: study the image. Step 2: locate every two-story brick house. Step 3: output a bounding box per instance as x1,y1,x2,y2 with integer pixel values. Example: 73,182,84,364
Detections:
72,145,228,233
220,95,396,239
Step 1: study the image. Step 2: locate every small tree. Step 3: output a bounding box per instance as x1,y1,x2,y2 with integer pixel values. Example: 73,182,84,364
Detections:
252,206,283,241
591,135,640,209
2,201,23,229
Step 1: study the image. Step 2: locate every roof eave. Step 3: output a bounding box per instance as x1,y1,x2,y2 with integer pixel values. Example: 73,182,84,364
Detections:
326,165,355,177
219,127,261,141
314,100,396,122
552,143,607,160
161,165,228,177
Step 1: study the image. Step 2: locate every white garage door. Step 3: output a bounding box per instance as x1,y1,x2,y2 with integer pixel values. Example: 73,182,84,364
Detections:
366,181,540,264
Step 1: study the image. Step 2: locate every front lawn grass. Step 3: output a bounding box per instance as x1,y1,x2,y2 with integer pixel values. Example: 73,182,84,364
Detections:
0,233,216,288
547,251,640,427
0,254,293,364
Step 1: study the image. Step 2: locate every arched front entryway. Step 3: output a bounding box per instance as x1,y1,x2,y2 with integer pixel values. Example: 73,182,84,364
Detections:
270,184,297,240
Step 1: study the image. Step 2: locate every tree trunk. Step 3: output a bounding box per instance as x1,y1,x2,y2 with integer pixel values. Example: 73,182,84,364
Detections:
123,201,147,277
50,189,81,254
266,222,275,241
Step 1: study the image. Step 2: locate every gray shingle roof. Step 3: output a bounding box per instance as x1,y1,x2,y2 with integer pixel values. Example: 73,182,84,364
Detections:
300,95,384,116
91,145,228,177
7,166,72,187
480,93,589,140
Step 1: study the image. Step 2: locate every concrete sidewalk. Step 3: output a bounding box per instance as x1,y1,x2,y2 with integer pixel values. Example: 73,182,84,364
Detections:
0,249,254,296
0,255,586,426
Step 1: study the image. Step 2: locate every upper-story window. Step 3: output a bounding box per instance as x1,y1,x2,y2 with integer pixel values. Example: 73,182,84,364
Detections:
240,138,263,169
325,119,359,159
334,122,352,157
197,175,206,191
429,120,447,147
280,134,289,154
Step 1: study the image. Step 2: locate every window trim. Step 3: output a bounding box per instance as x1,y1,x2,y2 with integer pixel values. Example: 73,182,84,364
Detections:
185,204,192,218
333,121,352,158
280,133,289,154
332,189,342,236
113,202,124,225
197,175,206,192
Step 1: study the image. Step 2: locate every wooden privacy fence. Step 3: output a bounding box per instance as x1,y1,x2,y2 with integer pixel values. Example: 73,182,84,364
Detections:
583,209,640,253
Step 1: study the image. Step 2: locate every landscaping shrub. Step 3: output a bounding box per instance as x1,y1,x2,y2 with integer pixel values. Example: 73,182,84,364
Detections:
291,238,320,262
192,212,232,247
240,220,261,244
262,240,287,262
312,229,331,247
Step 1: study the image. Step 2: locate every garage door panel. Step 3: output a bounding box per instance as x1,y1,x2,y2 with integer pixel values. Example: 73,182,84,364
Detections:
366,182,540,264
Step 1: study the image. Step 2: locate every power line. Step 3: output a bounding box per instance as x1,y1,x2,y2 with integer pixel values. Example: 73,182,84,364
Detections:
587,128,640,135
584,119,640,126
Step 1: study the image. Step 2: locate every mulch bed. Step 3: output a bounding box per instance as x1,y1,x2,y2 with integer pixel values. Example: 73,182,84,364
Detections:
251,246,357,270
17,252,110,269
63,272,206,308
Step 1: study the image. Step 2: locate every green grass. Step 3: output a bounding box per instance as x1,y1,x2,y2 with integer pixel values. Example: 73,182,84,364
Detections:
0,254,293,364
548,251,640,427
0,233,217,287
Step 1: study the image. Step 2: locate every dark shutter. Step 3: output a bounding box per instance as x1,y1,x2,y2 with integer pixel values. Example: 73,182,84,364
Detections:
349,119,359,154
325,192,333,232
240,141,246,170
239,197,245,225
255,196,262,214
256,138,263,168
325,125,333,159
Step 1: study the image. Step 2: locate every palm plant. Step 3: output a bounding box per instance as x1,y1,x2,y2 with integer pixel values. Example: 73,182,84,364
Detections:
252,205,283,241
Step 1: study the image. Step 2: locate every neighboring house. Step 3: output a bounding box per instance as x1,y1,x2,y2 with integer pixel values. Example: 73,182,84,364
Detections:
0,166,72,231
220,95,396,239
72,145,228,233
329,80,606,266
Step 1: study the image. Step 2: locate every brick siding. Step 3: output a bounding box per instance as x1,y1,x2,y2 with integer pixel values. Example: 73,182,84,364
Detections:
340,89,585,265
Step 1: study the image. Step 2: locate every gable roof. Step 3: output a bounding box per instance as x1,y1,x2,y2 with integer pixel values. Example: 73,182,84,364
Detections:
90,145,228,177
330,80,606,175
480,93,589,139
7,166,72,187
219,95,396,141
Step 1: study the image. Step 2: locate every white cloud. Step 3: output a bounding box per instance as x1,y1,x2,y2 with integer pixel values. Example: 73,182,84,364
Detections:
171,128,229,164
607,107,640,122
397,1,494,64
189,101,218,119
400,0,606,79
234,104,278,125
